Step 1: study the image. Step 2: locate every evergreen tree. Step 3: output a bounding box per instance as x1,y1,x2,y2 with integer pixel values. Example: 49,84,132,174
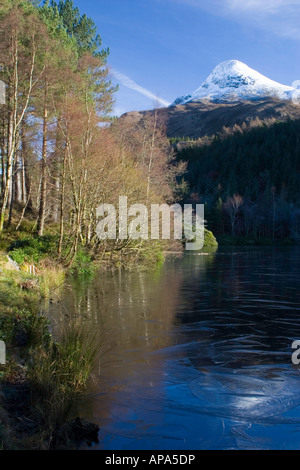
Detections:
49,0,109,58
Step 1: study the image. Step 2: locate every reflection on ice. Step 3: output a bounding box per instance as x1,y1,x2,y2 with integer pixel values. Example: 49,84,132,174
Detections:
189,367,300,422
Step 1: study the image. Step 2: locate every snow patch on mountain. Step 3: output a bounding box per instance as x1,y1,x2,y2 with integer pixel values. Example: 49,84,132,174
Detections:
172,60,300,105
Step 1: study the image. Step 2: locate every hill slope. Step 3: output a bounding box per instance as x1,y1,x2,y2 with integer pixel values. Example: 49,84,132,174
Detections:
176,119,300,241
121,98,300,140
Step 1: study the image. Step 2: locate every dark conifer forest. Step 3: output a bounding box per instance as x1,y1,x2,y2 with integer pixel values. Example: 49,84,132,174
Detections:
176,119,300,242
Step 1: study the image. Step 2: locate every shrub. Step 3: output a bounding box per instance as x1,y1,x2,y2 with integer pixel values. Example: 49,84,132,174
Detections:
68,248,94,276
8,236,58,265
204,228,218,247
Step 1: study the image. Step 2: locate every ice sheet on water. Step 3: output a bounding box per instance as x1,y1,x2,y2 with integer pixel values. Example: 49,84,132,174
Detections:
188,366,300,423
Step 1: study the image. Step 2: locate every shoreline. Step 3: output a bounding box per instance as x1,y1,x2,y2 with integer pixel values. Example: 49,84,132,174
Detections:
0,252,101,450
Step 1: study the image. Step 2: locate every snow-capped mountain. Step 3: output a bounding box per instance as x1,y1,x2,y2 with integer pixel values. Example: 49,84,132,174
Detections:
172,60,299,105
122,59,300,140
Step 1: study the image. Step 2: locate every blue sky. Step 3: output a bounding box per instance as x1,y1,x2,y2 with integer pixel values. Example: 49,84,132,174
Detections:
73,0,300,116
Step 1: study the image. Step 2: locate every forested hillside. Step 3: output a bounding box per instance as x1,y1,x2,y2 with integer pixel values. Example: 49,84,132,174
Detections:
176,119,300,242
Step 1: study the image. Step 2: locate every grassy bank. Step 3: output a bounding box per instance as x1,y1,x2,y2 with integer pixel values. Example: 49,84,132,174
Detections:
0,232,102,449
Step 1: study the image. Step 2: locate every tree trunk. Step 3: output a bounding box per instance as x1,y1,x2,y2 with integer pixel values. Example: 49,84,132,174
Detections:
58,147,67,255
15,155,23,204
37,80,48,237
146,109,157,204
0,113,14,232
0,109,6,194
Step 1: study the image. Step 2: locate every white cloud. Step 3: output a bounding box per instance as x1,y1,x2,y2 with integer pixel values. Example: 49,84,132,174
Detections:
226,0,299,13
226,0,300,39
235,1,300,39
168,0,300,40
112,69,171,107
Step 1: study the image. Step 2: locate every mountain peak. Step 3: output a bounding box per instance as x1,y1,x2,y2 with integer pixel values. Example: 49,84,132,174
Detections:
172,60,298,105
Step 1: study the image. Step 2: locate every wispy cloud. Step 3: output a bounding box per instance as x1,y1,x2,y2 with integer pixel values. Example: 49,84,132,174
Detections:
169,0,300,40
225,0,300,39
112,69,171,107
226,0,299,13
